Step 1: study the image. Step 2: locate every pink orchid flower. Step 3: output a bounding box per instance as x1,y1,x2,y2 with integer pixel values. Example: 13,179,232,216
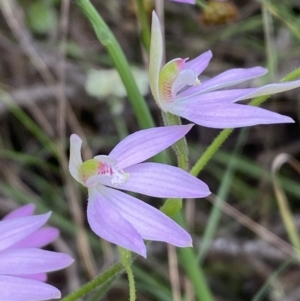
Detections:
69,125,210,257
149,11,300,128
0,204,74,301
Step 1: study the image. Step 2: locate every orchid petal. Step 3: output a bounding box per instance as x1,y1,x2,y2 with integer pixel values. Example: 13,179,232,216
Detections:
170,102,294,128
86,174,112,187
172,68,198,99
3,204,35,220
114,162,210,198
69,134,83,183
109,124,193,170
226,79,300,103
176,89,256,106
87,187,146,257
0,213,51,251
12,227,59,249
183,78,300,106
0,248,74,274
149,11,164,109
159,58,189,106
94,155,118,166
17,273,47,282
0,275,60,301
178,67,268,99
183,50,213,76
98,186,192,247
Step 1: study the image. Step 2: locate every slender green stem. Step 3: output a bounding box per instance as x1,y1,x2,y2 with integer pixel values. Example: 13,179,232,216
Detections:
136,0,151,52
60,262,124,301
76,0,153,130
0,90,58,157
87,277,116,301
250,67,300,106
252,259,293,301
59,6,300,299
175,213,214,301
274,174,300,250
196,0,207,9
160,197,183,217
76,0,167,163
126,265,136,301
262,2,277,80
161,110,214,301
161,66,300,301
160,112,188,219
260,0,300,41
272,155,300,251
119,248,136,301
191,129,233,176
162,112,189,170
197,128,248,264
126,266,136,301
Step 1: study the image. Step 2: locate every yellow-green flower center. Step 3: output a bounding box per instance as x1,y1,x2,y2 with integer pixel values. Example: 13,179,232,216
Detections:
159,59,182,102
79,158,129,187
79,159,103,183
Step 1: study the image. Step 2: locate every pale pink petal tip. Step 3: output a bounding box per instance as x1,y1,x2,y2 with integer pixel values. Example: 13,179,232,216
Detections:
0,275,61,301
0,212,51,252
118,163,210,198
88,188,147,257
18,273,48,282
0,249,74,275
13,227,60,249
99,186,193,248
3,203,36,220
70,133,82,144
0,206,73,301
110,124,194,170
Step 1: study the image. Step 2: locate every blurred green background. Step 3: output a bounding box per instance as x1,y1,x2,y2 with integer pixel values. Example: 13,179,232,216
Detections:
1,0,300,300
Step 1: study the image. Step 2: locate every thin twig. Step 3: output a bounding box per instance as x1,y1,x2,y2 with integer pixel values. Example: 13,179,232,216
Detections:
207,194,300,261
167,245,181,301
1,0,96,277
57,0,71,150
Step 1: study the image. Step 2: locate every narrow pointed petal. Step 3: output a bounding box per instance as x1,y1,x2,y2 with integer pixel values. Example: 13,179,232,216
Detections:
114,163,210,198
183,78,300,106
109,124,193,170
183,50,213,76
178,67,267,99
149,11,164,109
17,273,47,282
0,248,74,275
99,186,192,247
0,275,60,301
225,79,300,103
87,187,146,257
69,134,83,183
3,204,35,220
12,227,59,249
177,89,256,106
170,102,294,128
0,213,51,251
